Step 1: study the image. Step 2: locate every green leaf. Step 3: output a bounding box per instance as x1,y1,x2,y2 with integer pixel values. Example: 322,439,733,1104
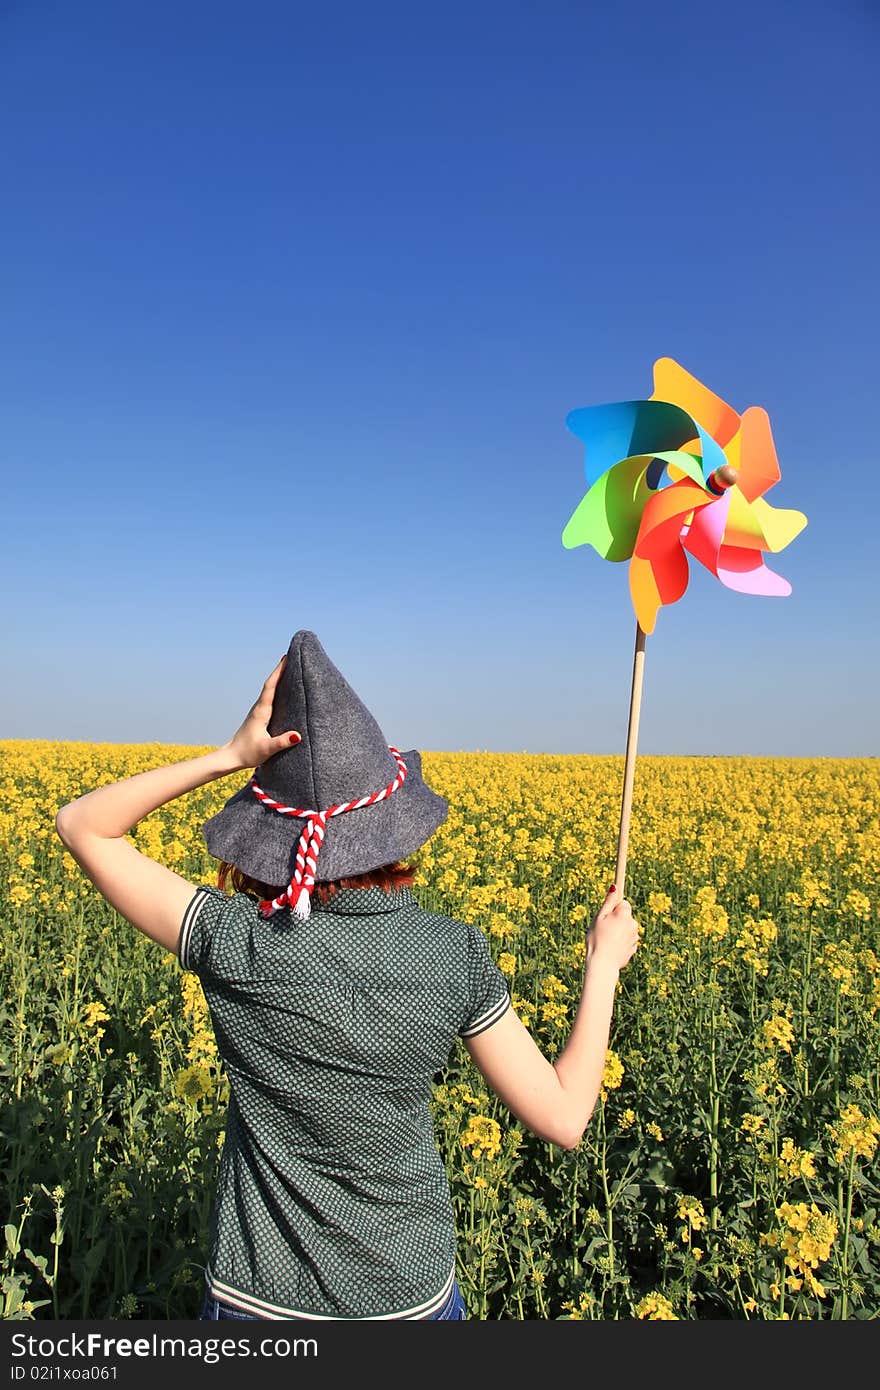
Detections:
82,1237,109,1278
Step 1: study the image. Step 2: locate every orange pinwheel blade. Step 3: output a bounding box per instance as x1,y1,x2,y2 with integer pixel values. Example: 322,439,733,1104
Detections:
735,406,781,503
629,549,689,635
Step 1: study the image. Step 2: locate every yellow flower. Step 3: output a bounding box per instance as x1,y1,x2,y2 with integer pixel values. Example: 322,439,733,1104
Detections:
773,1202,837,1292
460,1115,502,1162
488,913,518,939
741,1112,766,1139
635,1292,678,1320
600,1049,624,1101
689,885,729,940
174,1064,213,1104
820,942,858,996
180,972,218,1064
540,999,569,1028
511,994,537,1028
826,1104,880,1166
777,1138,817,1182
761,1014,795,1053
842,889,871,922
498,952,517,977
77,1002,110,1044
648,891,672,917
646,1121,664,1142
542,974,569,1000
745,1057,786,1101
735,916,778,975
561,1291,594,1319
17,851,35,870
80,1002,110,1027
676,1195,707,1231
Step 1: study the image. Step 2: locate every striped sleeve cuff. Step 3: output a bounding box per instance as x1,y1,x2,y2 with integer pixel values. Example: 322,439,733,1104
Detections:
460,985,511,1039
178,887,215,973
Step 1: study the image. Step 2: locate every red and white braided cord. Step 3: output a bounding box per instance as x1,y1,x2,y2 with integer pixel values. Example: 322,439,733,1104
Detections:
250,746,408,920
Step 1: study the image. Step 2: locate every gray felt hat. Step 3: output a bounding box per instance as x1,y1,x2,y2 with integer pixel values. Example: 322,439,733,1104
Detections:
202,630,448,891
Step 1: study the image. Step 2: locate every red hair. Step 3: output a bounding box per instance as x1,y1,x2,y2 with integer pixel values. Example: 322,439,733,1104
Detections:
217,859,415,903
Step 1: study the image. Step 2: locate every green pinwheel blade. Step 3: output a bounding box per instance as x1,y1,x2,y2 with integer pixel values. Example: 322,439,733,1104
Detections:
661,451,706,486
562,451,705,559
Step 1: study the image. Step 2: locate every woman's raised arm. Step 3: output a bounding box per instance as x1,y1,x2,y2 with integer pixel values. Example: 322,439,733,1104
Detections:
463,887,639,1149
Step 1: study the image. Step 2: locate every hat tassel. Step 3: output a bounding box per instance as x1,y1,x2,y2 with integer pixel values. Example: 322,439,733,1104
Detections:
293,886,313,920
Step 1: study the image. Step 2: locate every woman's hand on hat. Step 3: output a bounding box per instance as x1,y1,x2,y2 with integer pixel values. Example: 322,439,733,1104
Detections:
221,655,302,770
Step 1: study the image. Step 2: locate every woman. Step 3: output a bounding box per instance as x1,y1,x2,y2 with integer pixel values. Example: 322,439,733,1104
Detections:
55,630,639,1321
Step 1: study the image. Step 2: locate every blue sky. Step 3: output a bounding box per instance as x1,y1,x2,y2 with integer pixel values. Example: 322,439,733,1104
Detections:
2,1,877,755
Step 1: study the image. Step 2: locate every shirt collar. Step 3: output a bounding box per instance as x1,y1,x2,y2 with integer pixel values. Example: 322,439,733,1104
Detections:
308,885,417,916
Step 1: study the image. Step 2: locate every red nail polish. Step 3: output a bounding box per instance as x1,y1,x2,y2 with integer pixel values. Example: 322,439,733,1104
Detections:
289,733,300,744
609,883,616,893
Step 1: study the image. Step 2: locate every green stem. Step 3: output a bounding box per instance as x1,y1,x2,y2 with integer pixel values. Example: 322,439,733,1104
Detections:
840,1148,856,1320
571,1153,580,1280
522,1224,547,1318
708,986,720,1232
50,1196,63,1320
495,1215,524,1318
801,913,813,1098
598,1103,614,1286
478,1191,488,1319
833,990,841,1109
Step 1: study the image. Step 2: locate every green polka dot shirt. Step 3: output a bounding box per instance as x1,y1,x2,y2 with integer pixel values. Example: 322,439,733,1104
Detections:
177,882,511,1319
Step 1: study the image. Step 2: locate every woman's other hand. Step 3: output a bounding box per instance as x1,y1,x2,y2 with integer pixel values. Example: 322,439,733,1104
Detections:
586,884,640,974
222,655,302,770
463,886,641,1150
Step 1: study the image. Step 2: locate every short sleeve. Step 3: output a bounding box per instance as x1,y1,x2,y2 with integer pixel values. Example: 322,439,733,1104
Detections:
459,920,512,1038
178,885,236,976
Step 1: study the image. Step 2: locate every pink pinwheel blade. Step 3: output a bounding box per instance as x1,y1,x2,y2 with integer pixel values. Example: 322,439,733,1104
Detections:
682,490,793,596
716,547,792,596
680,489,729,570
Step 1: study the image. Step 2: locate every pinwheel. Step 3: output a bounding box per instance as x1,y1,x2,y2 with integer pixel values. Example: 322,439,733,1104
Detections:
561,357,808,889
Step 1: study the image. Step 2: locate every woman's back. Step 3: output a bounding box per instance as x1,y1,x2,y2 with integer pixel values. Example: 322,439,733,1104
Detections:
180,880,510,1318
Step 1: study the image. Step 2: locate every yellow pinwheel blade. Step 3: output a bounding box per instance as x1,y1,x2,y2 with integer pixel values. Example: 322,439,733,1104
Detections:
748,496,808,553
724,488,807,552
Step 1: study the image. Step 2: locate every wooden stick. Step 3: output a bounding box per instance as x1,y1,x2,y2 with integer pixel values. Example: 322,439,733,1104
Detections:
611,465,736,893
614,620,647,894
